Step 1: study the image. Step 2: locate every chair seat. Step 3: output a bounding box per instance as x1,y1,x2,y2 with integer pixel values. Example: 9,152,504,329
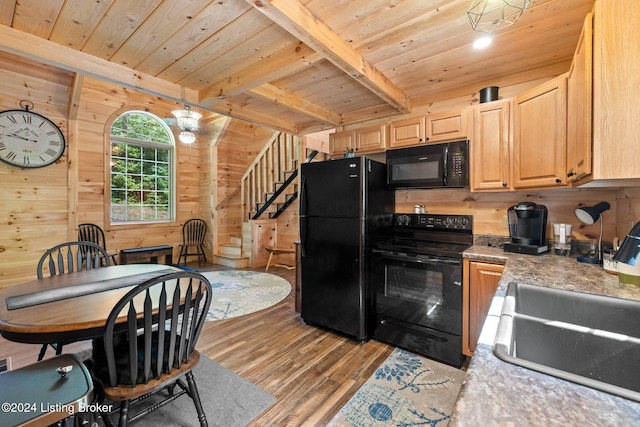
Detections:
102,351,200,401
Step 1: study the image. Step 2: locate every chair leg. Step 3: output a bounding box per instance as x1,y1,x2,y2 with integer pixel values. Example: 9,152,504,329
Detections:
37,344,48,361
179,246,187,266
118,400,130,427
185,371,208,427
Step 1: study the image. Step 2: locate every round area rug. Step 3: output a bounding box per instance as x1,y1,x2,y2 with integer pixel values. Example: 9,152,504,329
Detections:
201,270,291,321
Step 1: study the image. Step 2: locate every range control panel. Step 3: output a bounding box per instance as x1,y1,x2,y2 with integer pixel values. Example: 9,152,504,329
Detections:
395,213,473,231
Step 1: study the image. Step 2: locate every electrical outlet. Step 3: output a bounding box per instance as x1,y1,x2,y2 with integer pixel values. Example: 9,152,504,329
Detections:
502,215,509,229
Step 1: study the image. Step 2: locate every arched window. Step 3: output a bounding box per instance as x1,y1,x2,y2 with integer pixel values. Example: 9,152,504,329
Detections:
109,111,175,223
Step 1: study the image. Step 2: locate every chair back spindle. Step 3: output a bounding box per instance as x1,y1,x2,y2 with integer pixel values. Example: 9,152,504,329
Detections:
94,271,211,426
37,241,110,278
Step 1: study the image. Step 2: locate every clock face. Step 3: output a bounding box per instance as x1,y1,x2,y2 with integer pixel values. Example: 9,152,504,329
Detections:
0,109,66,168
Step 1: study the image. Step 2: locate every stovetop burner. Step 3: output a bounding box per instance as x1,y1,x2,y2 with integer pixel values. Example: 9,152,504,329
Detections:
375,213,474,258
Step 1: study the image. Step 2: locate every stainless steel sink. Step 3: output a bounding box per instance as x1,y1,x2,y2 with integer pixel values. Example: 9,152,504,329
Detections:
493,282,640,402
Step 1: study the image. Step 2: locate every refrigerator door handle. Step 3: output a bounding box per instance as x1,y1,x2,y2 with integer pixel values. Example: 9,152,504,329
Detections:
300,218,307,257
299,175,307,217
299,175,307,257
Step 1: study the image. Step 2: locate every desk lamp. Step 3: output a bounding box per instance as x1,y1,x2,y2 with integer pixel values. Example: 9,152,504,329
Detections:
613,221,640,285
574,201,610,265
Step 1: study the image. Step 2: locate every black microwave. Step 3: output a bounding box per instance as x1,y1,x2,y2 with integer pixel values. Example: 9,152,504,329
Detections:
386,140,469,189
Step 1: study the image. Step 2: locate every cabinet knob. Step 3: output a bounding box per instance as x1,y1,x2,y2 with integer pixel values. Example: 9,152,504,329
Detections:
555,178,562,184
502,182,508,187
567,172,575,177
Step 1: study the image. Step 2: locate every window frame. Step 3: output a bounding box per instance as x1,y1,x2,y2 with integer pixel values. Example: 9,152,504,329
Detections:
108,110,176,226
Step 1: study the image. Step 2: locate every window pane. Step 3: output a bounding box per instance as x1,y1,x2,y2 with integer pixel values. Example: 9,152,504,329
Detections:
109,111,174,223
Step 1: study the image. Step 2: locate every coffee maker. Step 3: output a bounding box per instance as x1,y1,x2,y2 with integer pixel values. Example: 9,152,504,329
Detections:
504,202,549,255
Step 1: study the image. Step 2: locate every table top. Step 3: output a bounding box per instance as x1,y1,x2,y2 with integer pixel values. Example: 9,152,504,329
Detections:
0,264,181,344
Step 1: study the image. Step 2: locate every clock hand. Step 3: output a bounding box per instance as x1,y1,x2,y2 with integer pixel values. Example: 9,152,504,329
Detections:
7,133,39,143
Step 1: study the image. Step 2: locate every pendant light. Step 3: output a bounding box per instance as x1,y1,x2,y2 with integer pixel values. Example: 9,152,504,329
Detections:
467,0,530,33
172,105,202,144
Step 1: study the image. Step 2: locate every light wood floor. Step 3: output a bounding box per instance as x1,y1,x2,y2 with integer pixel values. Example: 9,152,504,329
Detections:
0,263,396,426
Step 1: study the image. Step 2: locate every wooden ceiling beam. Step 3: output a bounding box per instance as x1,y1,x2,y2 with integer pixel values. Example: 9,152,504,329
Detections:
211,100,298,134
200,42,323,107
250,83,341,125
0,25,305,133
0,25,199,106
246,0,412,114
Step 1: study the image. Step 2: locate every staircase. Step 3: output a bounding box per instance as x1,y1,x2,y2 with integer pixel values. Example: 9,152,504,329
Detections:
242,132,301,221
214,132,302,268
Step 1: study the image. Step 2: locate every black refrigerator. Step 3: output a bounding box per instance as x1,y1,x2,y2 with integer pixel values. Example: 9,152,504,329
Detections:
299,156,394,341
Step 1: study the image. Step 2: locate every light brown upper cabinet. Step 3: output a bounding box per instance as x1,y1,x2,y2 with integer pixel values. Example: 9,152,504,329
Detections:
566,12,593,185
470,100,512,191
389,109,467,149
389,116,426,148
589,0,640,183
426,109,467,143
356,124,387,153
329,124,387,157
513,74,568,189
329,129,356,157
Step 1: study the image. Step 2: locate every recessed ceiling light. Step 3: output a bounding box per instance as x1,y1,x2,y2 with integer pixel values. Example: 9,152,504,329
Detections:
473,36,493,49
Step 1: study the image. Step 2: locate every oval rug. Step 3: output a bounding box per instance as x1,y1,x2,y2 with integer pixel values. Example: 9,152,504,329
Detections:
201,270,291,321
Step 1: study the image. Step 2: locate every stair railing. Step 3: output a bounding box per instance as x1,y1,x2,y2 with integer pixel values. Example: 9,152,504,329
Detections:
241,132,300,222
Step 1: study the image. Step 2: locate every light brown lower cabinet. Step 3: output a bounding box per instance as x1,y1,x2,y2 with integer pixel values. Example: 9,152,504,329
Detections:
462,259,505,356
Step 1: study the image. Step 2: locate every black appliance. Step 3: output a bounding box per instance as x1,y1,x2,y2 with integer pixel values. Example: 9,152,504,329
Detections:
504,202,549,255
386,140,469,189
372,213,473,368
299,157,394,341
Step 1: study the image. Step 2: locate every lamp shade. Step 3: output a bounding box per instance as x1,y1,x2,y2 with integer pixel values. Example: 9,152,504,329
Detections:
467,0,530,33
613,221,640,266
574,201,611,225
171,106,202,132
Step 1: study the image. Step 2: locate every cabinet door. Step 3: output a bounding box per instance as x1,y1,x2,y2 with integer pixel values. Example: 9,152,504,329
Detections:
470,100,511,191
426,109,467,143
329,130,355,157
592,0,640,180
389,116,425,148
356,124,387,153
463,260,504,356
567,12,593,184
513,74,567,189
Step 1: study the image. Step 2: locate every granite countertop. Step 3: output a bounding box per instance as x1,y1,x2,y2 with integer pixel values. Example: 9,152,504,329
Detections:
450,246,640,426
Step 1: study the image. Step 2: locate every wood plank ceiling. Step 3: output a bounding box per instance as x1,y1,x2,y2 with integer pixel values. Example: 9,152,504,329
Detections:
0,0,594,135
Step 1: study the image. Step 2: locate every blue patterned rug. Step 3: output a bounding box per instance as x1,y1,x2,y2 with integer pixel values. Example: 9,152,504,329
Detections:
328,348,466,427
201,270,291,321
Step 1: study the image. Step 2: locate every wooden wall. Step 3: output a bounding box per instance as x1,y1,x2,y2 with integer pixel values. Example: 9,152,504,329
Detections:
0,52,214,290
396,187,640,244
0,53,73,286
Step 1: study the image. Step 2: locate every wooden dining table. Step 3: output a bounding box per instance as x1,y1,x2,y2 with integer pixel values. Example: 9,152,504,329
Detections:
0,264,182,346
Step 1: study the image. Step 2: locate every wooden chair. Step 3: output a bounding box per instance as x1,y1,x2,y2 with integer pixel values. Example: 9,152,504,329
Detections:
78,223,118,265
91,271,212,427
178,219,208,266
36,241,111,360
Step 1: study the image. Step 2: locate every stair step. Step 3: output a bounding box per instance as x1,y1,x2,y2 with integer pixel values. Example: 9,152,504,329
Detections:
212,254,250,268
229,236,242,246
219,244,241,257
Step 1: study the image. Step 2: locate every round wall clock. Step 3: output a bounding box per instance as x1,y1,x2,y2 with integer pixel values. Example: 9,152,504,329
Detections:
0,104,66,168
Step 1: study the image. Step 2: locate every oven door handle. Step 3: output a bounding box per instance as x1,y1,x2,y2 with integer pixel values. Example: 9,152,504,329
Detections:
373,250,461,266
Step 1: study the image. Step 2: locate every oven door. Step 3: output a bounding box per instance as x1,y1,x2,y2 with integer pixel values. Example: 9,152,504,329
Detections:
372,249,462,335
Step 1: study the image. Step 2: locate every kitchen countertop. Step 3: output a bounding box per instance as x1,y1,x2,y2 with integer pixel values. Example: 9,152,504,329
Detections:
450,246,640,426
